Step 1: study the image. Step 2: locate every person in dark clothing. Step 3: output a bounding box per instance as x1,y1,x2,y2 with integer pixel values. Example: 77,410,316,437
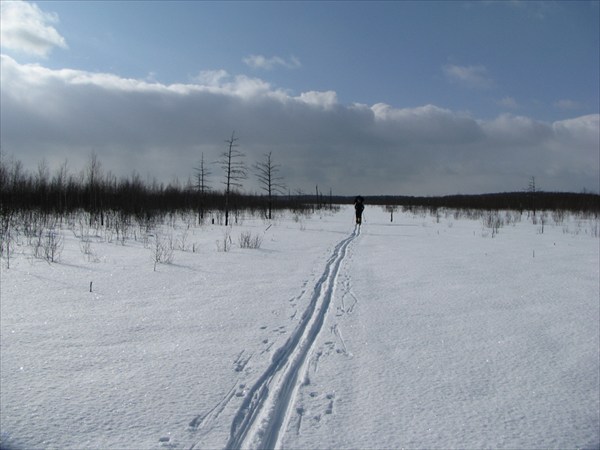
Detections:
354,196,364,225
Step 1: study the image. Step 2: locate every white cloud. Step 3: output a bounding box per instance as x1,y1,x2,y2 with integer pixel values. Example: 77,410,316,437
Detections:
296,91,338,109
468,1,559,20
243,54,301,70
481,113,553,145
498,97,519,109
193,69,230,87
443,64,494,89
0,0,67,57
554,99,581,110
1,55,598,195
550,115,600,178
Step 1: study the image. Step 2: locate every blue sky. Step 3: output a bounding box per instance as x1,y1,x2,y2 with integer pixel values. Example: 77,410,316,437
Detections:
1,0,599,195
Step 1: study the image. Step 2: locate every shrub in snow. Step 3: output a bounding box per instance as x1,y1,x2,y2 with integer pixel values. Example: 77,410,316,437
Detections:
238,231,263,249
216,227,232,252
151,232,174,271
0,213,14,268
79,236,99,263
178,228,190,252
482,211,503,237
591,220,599,238
43,229,63,263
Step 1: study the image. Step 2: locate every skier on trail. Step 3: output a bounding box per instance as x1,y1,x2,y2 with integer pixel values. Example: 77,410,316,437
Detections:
354,196,364,225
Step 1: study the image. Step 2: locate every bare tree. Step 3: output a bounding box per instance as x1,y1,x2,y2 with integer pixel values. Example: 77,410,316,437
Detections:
87,151,103,225
218,132,247,226
195,152,211,195
195,152,211,221
9,158,24,191
51,160,69,214
34,159,50,216
527,176,539,217
0,209,13,269
43,228,63,263
36,159,49,190
151,232,174,271
385,205,398,222
254,151,285,220
527,176,537,194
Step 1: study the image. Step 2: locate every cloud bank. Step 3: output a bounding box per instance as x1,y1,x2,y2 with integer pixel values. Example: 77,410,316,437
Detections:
243,54,301,71
443,64,495,90
1,55,598,195
0,1,67,57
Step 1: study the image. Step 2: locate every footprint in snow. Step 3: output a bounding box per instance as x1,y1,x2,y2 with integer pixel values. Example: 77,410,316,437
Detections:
158,436,179,448
325,393,335,414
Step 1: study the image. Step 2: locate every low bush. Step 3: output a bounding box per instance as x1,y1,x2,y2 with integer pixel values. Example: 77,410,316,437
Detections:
238,231,262,249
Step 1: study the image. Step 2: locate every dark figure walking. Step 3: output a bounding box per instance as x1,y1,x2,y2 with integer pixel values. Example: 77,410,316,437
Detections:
354,196,364,225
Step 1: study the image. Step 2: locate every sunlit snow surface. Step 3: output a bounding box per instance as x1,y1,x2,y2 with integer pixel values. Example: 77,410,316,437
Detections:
1,206,598,449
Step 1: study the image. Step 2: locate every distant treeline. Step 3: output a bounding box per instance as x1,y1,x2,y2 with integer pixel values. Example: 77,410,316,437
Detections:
1,158,598,218
0,159,310,221
0,175,311,216
355,192,600,214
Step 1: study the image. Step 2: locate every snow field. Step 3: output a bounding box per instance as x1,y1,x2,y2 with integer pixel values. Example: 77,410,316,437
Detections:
284,208,599,449
1,209,347,449
1,205,598,450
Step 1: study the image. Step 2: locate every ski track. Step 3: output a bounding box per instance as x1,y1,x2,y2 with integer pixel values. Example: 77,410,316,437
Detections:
201,225,360,450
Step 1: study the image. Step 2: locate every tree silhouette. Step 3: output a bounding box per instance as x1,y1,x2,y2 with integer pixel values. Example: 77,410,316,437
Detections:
254,152,285,220
195,152,211,221
527,176,539,216
218,131,247,226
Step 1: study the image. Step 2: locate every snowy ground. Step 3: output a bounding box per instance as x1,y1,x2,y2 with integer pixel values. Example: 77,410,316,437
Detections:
1,205,598,450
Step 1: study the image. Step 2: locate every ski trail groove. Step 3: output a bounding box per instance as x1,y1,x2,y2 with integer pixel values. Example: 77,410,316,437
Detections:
221,226,360,450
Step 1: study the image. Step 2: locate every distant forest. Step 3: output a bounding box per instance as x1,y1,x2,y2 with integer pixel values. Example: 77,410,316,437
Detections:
1,156,598,221
360,192,599,214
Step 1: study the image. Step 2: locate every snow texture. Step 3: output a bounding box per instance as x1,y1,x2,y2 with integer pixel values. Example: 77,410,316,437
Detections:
1,206,598,450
